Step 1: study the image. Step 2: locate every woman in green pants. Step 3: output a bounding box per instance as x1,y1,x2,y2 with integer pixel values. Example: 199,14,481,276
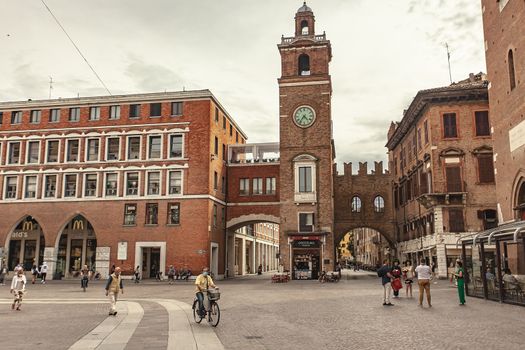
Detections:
453,261,466,305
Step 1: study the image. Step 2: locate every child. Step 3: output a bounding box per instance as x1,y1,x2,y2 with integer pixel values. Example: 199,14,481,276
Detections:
10,268,27,311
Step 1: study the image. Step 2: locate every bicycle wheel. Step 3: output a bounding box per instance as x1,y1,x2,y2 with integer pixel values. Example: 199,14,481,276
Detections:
192,300,203,323
208,302,220,327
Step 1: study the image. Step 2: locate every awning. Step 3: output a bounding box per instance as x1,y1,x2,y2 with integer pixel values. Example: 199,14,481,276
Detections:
460,220,525,245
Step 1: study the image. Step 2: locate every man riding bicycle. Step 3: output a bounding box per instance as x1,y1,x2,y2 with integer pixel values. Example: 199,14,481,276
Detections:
195,267,218,317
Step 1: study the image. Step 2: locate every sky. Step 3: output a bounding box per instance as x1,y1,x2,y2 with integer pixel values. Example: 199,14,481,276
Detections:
0,0,486,172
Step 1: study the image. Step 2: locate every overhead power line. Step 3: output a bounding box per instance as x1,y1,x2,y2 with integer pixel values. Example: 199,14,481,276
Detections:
40,0,112,95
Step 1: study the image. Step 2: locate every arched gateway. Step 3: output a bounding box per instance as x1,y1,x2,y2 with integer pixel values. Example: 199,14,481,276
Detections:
4,215,46,271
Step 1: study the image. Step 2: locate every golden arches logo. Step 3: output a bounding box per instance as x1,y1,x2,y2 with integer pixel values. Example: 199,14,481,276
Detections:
73,219,84,231
22,221,33,232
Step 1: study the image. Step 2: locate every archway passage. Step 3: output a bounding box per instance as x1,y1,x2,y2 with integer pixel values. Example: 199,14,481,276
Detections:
337,227,390,270
55,215,97,278
7,216,45,271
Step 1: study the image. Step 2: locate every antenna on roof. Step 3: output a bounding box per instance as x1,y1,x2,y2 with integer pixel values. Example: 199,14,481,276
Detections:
48,76,53,99
445,42,452,84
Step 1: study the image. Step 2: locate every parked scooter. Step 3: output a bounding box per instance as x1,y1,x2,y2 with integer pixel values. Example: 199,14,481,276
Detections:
318,271,340,283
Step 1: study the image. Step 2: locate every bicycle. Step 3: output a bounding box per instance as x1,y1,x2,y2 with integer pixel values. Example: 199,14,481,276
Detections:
81,276,89,292
192,289,221,327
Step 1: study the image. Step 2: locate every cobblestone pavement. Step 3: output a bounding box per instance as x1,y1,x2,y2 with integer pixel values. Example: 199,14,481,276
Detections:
0,270,524,349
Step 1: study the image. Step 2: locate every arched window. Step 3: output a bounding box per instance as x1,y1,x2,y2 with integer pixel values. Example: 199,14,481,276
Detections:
351,196,362,213
301,20,309,35
509,49,516,91
298,54,310,76
374,196,385,213
517,181,525,220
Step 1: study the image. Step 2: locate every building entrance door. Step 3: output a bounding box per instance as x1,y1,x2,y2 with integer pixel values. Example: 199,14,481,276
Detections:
142,247,161,278
291,239,321,280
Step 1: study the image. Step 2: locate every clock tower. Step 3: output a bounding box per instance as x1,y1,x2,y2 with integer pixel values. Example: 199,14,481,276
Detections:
278,2,335,279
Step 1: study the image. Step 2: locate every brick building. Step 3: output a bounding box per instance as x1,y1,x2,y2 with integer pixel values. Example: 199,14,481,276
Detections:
0,90,247,279
386,74,496,278
480,0,525,222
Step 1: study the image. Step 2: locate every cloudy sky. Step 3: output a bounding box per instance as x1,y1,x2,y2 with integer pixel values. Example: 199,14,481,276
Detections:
0,0,486,172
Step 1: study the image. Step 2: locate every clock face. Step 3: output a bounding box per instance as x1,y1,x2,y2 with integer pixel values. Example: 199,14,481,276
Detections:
294,106,315,127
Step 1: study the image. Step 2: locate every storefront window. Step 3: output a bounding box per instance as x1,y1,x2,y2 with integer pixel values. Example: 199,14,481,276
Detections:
69,239,83,273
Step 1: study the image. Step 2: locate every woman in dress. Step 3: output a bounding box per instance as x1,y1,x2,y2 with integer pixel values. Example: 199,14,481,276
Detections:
452,260,466,305
402,260,414,298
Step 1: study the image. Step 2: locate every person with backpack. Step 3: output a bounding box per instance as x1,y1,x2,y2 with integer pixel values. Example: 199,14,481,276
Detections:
391,260,402,298
377,259,394,306
105,267,124,316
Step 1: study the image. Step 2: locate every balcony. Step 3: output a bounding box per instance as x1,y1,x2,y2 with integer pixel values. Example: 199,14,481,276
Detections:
25,191,36,198
65,189,76,197
45,190,55,197
85,188,96,197
127,188,138,196
6,190,17,198
106,188,117,196
228,143,280,165
417,192,467,209
280,33,327,45
169,187,181,195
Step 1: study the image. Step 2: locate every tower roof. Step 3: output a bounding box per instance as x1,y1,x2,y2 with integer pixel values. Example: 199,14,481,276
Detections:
297,2,312,13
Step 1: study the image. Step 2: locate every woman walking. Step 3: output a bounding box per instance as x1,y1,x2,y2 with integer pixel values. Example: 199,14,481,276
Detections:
452,261,466,305
10,268,27,311
402,260,414,298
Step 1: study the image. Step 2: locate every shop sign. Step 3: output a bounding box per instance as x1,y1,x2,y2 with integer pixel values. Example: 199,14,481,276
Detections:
117,242,127,260
293,240,320,248
12,231,29,239
290,235,321,241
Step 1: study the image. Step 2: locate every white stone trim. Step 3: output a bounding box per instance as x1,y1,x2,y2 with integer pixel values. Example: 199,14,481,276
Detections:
279,80,330,87
84,137,101,163
134,242,166,280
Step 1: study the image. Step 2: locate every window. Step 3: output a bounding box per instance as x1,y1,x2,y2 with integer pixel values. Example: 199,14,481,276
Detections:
84,174,97,197
89,107,100,121
129,104,140,118
301,20,309,35
69,108,80,122
5,176,18,199
46,140,59,163
7,142,20,164
298,54,310,75
229,124,233,137
11,111,22,124
30,110,41,123
0,111,3,124
221,176,226,194
171,102,182,116
478,155,495,183
213,171,218,190
105,173,118,196
222,144,226,161
109,105,120,120
214,136,219,155
351,196,362,213
64,174,77,197
508,49,516,90
446,166,463,192
417,128,422,150
168,203,180,224
150,103,161,117
240,178,249,195
443,113,457,138
146,203,158,225
168,171,182,194
215,107,219,123
424,120,429,144
266,177,276,195
44,175,57,198
147,172,160,195
253,178,263,195
448,209,464,232
27,141,40,164
66,139,79,162
298,166,312,192
222,115,226,129
86,139,99,161
374,196,385,213
106,138,120,160
24,176,37,198
236,131,239,143
212,204,218,227
127,136,141,160
124,204,137,225
299,213,314,232
169,134,183,158
49,109,60,122
148,135,161,159
126,172,139,196
481,209,498,230
420,171,429,194
475,111,490,136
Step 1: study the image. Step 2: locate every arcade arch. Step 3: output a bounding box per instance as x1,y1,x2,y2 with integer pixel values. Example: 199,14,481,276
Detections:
4,215,45,271
337,227,391,268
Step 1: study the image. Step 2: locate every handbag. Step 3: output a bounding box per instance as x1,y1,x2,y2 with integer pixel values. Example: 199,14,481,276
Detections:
391,278,403,291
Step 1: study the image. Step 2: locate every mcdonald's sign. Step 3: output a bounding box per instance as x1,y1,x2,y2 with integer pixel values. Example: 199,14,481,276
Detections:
22,221,33,232
73,219,84,231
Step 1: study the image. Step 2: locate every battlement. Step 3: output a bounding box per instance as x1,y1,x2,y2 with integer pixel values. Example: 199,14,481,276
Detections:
336,161,390,177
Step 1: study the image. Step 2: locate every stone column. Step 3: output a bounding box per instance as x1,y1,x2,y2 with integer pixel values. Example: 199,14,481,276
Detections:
436,244,448,279
96,247,110,279
43,247,57,279
227,231,236,278
241,238,246,276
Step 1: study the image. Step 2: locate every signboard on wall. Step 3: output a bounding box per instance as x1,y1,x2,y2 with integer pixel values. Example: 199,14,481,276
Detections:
292,240,320,249
117,242,127,260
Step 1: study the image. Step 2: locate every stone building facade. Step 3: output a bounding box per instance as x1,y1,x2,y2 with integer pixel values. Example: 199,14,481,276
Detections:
386,75,497,278
0,90,247,279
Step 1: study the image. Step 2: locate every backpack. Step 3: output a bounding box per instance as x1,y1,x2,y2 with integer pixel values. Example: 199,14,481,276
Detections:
377,268,385,277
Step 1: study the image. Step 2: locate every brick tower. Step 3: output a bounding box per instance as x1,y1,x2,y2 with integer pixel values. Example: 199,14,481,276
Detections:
278,2,335,279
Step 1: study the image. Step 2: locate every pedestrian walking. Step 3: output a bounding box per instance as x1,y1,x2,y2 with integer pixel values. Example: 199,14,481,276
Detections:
0,261,7,285
451,261,466,305
10,268,27,311
377,259,394,306
402,260,414,298
31,261,39,284
391,260,402,298
415,259,433,307
39,262,48,284
80,264,90,291
168,265,175,284
134,265,140,283
105,267,123,316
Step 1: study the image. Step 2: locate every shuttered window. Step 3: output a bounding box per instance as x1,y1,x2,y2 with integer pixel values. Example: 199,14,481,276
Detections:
478,155,495,183
475,111,490,136
443,113,457,138
449,209,465,232
420,171,428,194
446,166,462,192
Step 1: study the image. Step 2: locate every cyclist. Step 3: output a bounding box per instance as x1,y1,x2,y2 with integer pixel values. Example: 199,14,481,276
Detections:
195,267,218,317
80,264,90,291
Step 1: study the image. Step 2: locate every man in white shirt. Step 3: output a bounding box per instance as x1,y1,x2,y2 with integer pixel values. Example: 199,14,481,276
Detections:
10,268,27,311
415,259,433,307
40,262,48,284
